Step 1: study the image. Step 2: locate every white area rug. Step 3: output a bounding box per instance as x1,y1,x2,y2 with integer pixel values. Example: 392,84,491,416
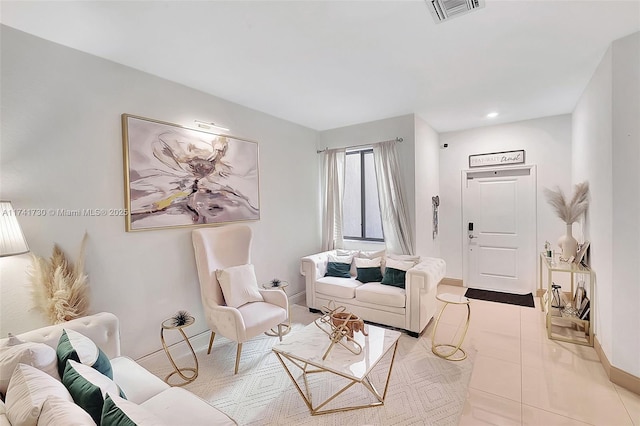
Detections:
140,305,475,425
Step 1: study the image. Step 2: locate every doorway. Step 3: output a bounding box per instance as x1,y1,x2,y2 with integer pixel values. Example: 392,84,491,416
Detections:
462,166,536,294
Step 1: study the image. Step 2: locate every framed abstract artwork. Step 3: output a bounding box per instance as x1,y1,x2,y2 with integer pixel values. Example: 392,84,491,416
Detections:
121,114,260,231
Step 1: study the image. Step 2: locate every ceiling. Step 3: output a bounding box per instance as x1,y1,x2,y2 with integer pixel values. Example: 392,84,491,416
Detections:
1,1,639,133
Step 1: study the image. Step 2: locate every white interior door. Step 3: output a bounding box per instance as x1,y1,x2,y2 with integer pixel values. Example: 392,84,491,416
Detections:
462,166,536,294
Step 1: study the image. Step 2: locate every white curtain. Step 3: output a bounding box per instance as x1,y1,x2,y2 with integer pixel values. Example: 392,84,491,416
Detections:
373,140,415,255
321,148,346,251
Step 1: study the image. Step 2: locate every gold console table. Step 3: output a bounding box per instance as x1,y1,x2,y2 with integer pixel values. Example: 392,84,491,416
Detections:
539,253,594,346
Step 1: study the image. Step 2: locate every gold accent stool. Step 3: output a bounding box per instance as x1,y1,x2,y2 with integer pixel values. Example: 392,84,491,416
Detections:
160,316,198,386
431,293,471,361
261,280,291,337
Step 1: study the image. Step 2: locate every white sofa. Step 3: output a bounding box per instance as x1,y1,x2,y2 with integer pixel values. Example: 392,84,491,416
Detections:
301,250,446,337
0,312,236,426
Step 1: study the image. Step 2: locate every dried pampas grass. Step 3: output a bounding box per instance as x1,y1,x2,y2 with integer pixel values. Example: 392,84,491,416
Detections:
29,233,90,324
544,181,590,224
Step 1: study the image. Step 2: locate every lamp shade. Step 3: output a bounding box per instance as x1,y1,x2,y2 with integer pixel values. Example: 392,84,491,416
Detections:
0,201,29,257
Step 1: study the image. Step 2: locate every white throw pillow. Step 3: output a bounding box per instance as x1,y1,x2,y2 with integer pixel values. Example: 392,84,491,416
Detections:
38,395,96,426
5,363,73,426
0,340,59,395
354,257,383,268
327,254,353,264
216,264,264,308
357,250,387,273
385,257,416,272
357,250,386,260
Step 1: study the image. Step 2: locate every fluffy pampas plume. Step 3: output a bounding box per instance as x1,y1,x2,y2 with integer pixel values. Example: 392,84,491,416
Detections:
29,233,90,324
544,181,590,224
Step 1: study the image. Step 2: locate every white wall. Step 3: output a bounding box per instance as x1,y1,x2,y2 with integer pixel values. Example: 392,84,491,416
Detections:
439,115,573,281
0,255,42,333
572,46,614,364
573,31,639,377
611,31,640,378
414,116,440,258
0,26,320,359
318,114,417,253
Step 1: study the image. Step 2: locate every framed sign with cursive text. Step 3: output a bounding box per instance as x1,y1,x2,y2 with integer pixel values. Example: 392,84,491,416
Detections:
469,150,525,168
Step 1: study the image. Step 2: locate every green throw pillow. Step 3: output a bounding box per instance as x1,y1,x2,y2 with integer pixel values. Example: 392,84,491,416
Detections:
325,262,351,278
101,393,165,426
57,329,113,379
356,267,383,283
62,360,121,425
381,267,407,288
101,395,136,426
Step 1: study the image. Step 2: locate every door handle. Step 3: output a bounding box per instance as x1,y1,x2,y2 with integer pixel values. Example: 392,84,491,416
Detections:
468,222,476,240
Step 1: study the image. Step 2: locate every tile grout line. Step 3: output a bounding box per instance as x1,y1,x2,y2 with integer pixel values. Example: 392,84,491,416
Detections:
520,402,599,426
466,383,524,405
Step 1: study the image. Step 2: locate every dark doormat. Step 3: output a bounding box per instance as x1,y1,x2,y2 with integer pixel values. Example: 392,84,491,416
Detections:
464,288,535,308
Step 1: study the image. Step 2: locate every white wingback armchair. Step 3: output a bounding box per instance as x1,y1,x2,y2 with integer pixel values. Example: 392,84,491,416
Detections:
192,225,288,374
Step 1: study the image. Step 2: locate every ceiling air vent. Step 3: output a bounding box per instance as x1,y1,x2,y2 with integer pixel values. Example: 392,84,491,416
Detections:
427,0,485,23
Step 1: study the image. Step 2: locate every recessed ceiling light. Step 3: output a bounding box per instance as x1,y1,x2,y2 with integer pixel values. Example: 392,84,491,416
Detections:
486,112,499,118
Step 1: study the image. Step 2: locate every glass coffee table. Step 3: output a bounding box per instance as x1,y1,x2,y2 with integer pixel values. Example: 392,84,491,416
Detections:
272,320,400,415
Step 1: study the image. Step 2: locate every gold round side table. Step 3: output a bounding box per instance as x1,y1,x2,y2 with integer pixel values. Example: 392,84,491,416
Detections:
161,316,198,386
262,280,291,337
431,293,471,361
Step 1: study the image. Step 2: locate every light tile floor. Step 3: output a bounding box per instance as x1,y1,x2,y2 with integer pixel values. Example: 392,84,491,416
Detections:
431,284,640,426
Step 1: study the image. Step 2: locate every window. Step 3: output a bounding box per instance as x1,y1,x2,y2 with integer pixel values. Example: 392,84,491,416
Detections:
343,149,384,241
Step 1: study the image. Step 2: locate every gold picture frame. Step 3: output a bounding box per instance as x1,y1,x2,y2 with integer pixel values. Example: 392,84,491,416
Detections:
121,114,260,232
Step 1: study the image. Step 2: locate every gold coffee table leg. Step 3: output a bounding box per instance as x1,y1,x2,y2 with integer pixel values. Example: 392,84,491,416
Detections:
274,340,399,415
431,295,471,361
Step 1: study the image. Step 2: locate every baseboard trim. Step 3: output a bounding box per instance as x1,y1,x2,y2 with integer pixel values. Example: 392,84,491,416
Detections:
289,291,306,306
136,329,211,364
440,277,463,287
594,336,640,395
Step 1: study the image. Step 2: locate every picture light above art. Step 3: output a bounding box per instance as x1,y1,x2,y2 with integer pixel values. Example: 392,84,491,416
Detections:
121,114,260,232
193,120,230,132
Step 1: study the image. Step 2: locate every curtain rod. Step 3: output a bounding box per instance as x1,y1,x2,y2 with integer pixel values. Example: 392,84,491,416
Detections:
316,137,403,154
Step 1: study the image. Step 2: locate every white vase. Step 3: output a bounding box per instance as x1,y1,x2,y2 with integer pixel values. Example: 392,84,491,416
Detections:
557,223,578,260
